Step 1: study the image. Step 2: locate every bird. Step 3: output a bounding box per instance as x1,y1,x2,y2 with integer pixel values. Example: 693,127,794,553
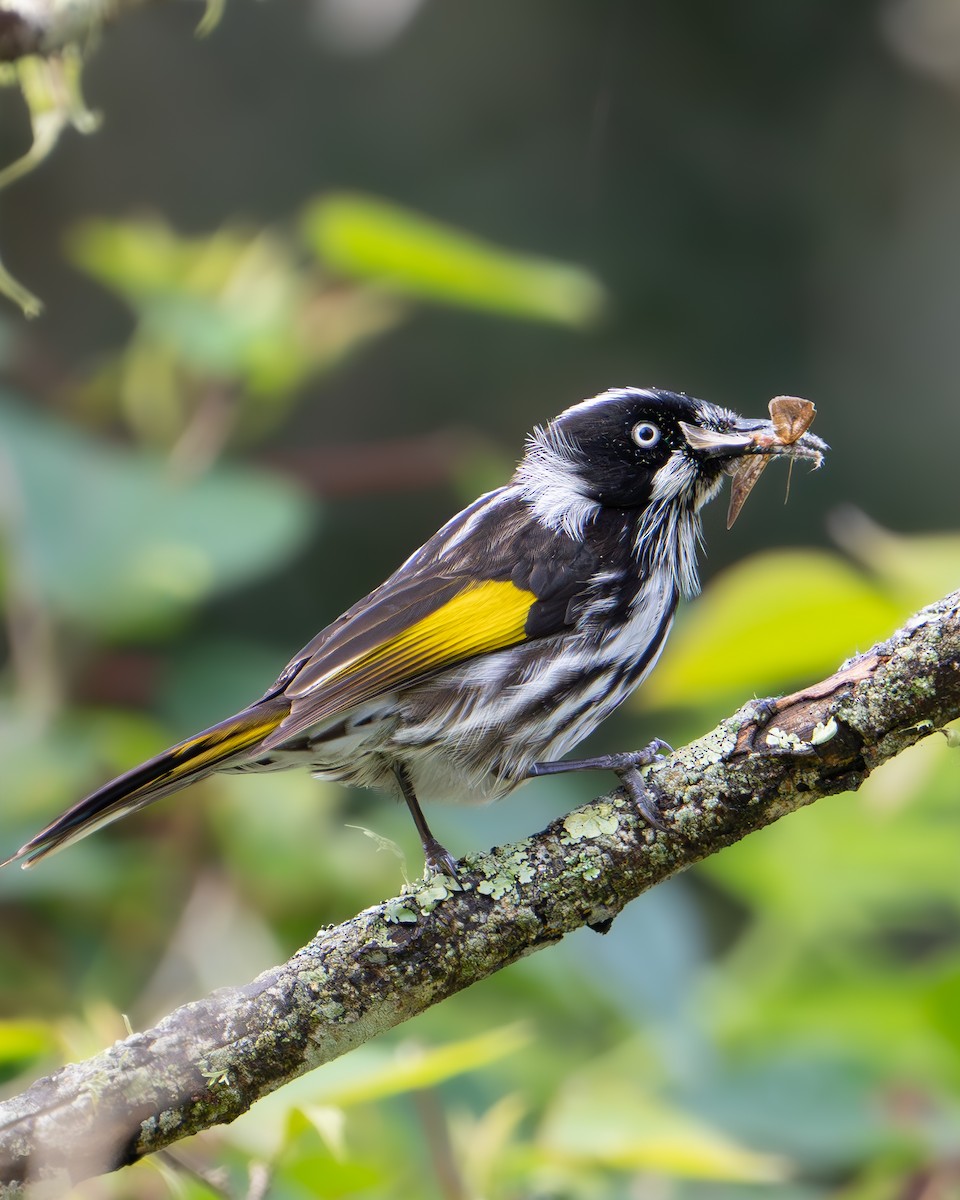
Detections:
1,387,826,877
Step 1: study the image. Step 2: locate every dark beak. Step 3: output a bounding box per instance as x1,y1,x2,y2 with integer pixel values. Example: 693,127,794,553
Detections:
680,400,828,528
679,416,829,466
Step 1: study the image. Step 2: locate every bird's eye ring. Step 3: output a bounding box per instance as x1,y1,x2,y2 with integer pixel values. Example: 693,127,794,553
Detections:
631,421,661,449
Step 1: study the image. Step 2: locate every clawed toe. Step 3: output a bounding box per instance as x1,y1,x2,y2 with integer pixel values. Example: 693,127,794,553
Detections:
423,838,461,881
616,766,668,831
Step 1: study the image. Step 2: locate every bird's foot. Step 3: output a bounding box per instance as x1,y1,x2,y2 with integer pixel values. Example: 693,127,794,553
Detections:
530,738,673,831
614,765,667,831
421,836,461,882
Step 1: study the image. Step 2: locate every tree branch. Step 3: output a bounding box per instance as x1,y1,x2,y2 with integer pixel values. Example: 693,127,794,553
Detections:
2,588,959,1192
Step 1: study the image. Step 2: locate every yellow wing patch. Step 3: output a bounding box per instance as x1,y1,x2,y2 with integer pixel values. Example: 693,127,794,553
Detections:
278,578,538,736
341,578,535,683
261,579,539,747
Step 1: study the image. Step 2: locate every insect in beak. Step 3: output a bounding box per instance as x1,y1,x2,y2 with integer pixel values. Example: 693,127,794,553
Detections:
725,396,824,528
679,396,826,528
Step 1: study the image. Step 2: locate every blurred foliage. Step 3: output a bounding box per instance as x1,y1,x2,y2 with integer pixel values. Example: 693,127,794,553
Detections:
66,216,400,450
638,548,904,712
0,395,313,638
643,510,960,712
1,18,960,1195
1,256,958,1197
64,196,603,461
302,193,606,326
0,51,100,317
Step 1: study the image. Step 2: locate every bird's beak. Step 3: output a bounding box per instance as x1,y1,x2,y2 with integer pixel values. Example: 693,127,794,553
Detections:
680,397,828,528
678,416,828,467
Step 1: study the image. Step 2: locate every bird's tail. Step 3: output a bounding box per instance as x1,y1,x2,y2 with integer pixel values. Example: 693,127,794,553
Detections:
1,700,288,869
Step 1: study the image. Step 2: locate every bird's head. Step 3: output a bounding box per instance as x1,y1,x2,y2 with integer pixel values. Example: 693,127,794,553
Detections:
515,386,827,538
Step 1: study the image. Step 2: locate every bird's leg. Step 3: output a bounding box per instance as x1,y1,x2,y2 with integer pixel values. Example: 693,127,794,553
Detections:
393,765,460,879
529,739,672,830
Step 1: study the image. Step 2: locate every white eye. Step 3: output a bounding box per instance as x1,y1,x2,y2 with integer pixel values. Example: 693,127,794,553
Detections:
631,421,661,449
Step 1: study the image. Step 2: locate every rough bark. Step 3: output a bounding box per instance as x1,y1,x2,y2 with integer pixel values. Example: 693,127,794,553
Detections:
1,588,959,1193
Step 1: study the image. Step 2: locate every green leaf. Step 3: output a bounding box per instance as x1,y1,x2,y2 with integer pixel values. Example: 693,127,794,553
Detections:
705,960,960,1104
694,741,960,1086
539,1071,788,1181
302,193,606,326
68,218,404,405
68,219,261,301
640,549,904,711
222,1025,532,1161
68,221,308,387
686,1055,900,1171
278,1145,382,1196
833,509,960,612
315,1023,532,1108
0,1020,57,1069
0,395,315,636
919,966,960,1066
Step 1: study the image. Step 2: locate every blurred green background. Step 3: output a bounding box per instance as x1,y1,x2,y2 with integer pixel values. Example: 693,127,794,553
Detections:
3,2,960,1197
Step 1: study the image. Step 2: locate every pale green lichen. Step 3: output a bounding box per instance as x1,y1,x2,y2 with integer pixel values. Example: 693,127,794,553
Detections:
476,875,512,899
390,870,463,917
412,879,455,913
383,899,417,924
561,804,620,843
685,724,736,766
476,847,536,898
513,861,535,885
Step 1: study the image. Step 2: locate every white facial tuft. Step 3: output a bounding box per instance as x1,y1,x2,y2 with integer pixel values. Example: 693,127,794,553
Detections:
513,421,601,537
513,390,735,579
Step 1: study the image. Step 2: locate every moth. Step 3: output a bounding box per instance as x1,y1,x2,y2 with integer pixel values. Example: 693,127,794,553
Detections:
726,395,820,529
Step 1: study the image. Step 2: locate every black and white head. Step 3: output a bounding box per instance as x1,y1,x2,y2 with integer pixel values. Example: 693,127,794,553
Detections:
515,386,826,592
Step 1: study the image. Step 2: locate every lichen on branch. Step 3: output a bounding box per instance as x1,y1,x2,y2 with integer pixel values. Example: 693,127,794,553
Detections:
0,588,958,1192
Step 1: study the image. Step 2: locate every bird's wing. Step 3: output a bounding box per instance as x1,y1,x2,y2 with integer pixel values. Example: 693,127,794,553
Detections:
261,497,602,749
263,576,536,746
4,569,532,865
1,497,608,869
